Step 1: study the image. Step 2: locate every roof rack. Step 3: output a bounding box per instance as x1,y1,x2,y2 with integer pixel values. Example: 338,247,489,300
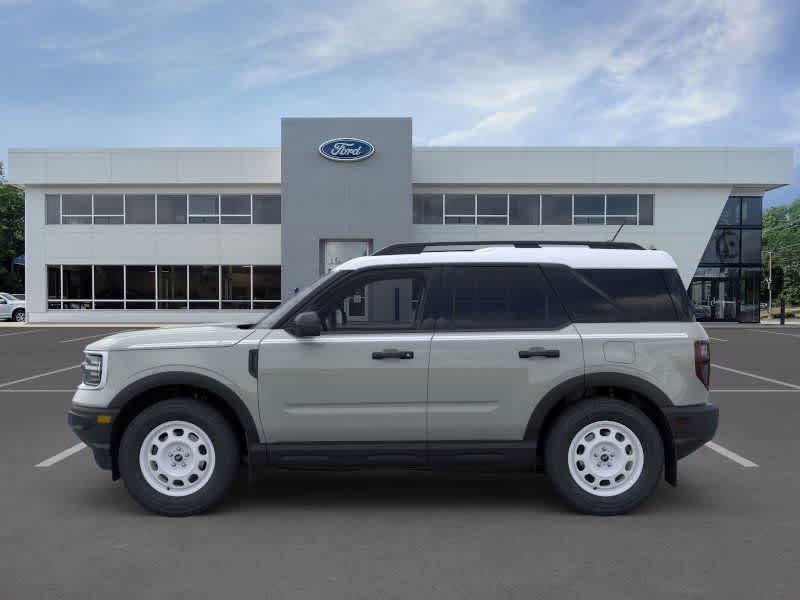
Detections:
373,240,644,255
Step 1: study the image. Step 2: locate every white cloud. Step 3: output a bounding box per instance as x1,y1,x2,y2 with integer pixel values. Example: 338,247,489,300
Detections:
428,0,779,144
429,107,536,145
237,0,519,88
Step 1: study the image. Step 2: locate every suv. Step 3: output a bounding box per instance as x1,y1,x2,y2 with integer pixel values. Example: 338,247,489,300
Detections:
68,242,718,516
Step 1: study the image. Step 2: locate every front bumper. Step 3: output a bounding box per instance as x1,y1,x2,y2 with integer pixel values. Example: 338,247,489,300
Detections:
663,402,719,460
68,405,119,471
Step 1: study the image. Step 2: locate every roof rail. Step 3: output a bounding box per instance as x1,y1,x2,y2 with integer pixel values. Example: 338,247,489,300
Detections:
373,240,644,255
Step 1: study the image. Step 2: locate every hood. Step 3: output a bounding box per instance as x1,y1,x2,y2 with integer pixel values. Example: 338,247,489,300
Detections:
85,323,256,352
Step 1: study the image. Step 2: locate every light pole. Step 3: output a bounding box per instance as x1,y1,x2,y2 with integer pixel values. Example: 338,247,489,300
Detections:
767,250,773,315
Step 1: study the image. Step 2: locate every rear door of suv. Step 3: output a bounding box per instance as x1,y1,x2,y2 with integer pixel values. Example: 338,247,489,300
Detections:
426,264,584,445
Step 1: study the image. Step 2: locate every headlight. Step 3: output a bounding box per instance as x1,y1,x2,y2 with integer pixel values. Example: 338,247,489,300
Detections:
81,353,104,387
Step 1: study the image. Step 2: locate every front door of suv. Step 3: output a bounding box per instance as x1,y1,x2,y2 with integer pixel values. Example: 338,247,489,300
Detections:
427,265,584,442
258,267,434,444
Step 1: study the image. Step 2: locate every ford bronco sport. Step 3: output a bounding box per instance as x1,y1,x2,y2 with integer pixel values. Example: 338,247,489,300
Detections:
68,241,718,516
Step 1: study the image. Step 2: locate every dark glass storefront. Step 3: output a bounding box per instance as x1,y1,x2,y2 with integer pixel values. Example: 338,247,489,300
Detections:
689,196,762,322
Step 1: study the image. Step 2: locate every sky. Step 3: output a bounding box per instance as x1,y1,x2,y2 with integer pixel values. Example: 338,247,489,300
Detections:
1,0,798,207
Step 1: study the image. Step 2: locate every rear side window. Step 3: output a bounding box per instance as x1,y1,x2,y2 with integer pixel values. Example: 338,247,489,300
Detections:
438,266,568,330
543,266,690,322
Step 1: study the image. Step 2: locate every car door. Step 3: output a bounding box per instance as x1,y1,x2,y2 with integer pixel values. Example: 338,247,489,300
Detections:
258,267,434,444
427,265,584,441
0,296,10,319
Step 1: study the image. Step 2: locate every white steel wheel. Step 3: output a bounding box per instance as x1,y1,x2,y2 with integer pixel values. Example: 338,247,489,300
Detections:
138,420,216,497
567,420,644,497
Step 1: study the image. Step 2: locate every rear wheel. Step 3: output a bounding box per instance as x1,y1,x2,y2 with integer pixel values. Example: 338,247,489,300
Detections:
118,399,240,516
545,398,663,515
12,309,25,322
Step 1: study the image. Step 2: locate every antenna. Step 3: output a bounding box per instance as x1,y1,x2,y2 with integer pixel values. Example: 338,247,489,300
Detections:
610,223,625,242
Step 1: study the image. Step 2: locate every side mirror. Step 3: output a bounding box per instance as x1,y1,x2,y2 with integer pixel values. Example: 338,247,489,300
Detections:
293,311,322,337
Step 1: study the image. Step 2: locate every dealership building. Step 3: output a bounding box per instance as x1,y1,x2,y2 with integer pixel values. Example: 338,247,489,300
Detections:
8,117,794,324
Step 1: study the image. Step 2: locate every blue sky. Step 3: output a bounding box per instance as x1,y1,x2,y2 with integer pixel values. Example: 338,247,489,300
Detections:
1,0,798,206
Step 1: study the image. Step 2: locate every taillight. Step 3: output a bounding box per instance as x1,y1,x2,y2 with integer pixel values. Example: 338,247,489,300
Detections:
694,340,710,389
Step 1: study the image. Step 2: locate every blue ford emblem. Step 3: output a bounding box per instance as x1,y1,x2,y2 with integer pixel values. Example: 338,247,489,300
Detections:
318,138,375,162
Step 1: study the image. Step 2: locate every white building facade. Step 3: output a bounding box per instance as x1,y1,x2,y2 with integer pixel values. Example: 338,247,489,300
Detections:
8,117,794,324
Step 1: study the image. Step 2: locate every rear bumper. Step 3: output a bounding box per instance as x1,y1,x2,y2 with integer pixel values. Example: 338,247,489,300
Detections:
68,405,119,471
663,403,719,460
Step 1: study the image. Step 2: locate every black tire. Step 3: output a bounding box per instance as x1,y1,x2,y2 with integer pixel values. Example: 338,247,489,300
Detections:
545,398,664,515
118,398,240,516
12,309,25,322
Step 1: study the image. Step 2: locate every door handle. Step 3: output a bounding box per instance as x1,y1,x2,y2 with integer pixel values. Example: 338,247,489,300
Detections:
372,349,414,360
518,347,560,359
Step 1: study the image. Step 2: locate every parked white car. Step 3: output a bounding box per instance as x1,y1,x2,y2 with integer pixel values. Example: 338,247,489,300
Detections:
0,293,25,322
69,241,717,516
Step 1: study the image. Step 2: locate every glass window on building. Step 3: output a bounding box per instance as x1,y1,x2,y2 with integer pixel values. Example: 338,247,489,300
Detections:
741,197,763,226
125,194,156,224
93,265,124,309
253,266,281,309
541,194,571,225
189,195,220,224
222,266,251,309
221,194,251,224
606,195,638,225
158,265,187,309
62,194,92,224
157,194,188,224
189,265,220,309
46,194,61,224
717,197,741,225
413,194,443,224
126,266,156,309
573,195,604,224
476,194,507,224
444,194,475,224
62,265,92,309
509,194,540,225
93,194,124,224
701,229,741,263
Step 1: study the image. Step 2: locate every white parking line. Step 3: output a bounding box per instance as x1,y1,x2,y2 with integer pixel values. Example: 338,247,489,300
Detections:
35,443,86,468
748,329,800,339
707,336,728,342
0,364,81,389
59,333,114,344
0,389,76,393
711,389,800,393
704,441,758,468
0,329,43,338
712,363,800,390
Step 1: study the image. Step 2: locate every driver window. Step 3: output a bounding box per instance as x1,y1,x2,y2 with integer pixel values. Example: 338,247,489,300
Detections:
313,270,428,333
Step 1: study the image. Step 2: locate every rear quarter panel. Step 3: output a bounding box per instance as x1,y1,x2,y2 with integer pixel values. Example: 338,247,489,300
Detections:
575,321,709,407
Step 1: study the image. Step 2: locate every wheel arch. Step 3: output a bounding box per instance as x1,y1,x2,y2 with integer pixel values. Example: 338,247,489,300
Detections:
108,372,263,480
526,372,678,485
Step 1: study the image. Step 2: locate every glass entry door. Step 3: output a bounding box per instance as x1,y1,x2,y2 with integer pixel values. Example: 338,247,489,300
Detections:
320,239,373,322
689,278,738,321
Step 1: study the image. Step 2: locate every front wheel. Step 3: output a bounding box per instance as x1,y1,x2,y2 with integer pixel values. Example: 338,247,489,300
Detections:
118,399,240,516
545,398,664,515
12,309,25,322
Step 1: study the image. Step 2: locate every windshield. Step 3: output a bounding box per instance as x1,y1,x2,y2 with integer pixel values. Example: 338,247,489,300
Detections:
256,270,340,328
0,293,15,301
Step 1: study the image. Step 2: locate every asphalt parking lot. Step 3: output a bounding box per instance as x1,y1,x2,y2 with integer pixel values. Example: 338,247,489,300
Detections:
1,324,799,599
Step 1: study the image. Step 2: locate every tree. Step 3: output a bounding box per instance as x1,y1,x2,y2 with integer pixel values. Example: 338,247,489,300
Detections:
0,161,25,293
762,197,800,305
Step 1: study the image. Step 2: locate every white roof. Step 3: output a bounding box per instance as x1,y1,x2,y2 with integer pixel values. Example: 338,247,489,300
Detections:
336,246,678,271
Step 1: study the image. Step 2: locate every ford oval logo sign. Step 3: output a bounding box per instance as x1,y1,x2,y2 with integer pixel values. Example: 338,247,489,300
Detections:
318,138,375,162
